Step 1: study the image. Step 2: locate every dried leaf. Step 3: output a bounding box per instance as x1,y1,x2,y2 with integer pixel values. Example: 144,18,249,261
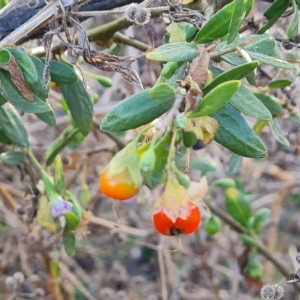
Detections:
186,116,219,143
37,195,57,233
188,176,208,203
0,56,33,101
189,47,210,86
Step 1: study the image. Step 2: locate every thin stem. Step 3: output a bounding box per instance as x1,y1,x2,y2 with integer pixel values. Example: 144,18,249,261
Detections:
203,198,300,293
73,6,169,17
209,40,252,60
166,128,178,176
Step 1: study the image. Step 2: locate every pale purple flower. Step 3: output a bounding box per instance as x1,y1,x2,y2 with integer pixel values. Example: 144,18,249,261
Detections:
51,199,73,219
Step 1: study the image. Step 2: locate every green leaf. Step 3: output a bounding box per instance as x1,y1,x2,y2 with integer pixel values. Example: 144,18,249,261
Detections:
146,42,199,62
217,34,276,56
143,132,170,189
193,2,234,44
287,0,299,38
188,80,241,118
83,70,112,88
0,128,12,144
0,70,51,113
212,104,267,158
65,212,80,231
45,127,79,166
42,59,78,84
165,62,188,88
166,23,189,42
35,108,56,127
227,0,247,44
228,153,243,175
225,187,252,226
269,119,290,147
60,80,93,136
240,234,256,247
0,49,11,64
212,178,236,189
252,208,271,231
245,0,254,15
247,51,296,70
268,79,292,89
229,86,272,120
257,0,290,34
28,56,50,100
149,83,175,101
101,90,175,133
160,62,178,79
63,230,76,257
253,93,282,116
204,215,222,235
7,48,38,84
0,151,24,167
203,61,259,93
245,258,264,279
0,103,29,147
182,131,198,147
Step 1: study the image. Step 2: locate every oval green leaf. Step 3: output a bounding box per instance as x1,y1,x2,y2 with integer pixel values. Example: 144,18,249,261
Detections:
0,103,29,147
7,48,38,84
268,78,292,89
225,187,252,226
63,230,76,257
60,80,93,136
0,151,24,167
182,131,198,147
247,51,296,70
42,59,78,84
257,0,289,34
253,93,282,116
146,42,199,62
45,127,79,166
149,83,175,101
35,108,56,127
204,215,222,235
269,118,290,147
227,0,247,44
100,90,175,133
229,86,272,120
212,104,267,158
193,2,234,44
287,0,299,39
252,208,271,231
0,49,11,64
188,80,241,118
203,61,259,93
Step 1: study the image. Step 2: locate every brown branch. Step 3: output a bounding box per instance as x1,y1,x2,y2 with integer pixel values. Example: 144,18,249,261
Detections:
0,0,144,43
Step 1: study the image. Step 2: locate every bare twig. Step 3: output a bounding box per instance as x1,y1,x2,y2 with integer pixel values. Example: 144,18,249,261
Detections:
90,215,149,237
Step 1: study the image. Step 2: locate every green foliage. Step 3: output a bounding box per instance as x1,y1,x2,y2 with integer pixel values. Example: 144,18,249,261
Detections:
146,42,199,62
188,80,241,118
0,151,24,167
0,103,29,147
193,2,234,44
60,80,93,136
225,187,252,226
100,89,175,132
212,105,267,158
